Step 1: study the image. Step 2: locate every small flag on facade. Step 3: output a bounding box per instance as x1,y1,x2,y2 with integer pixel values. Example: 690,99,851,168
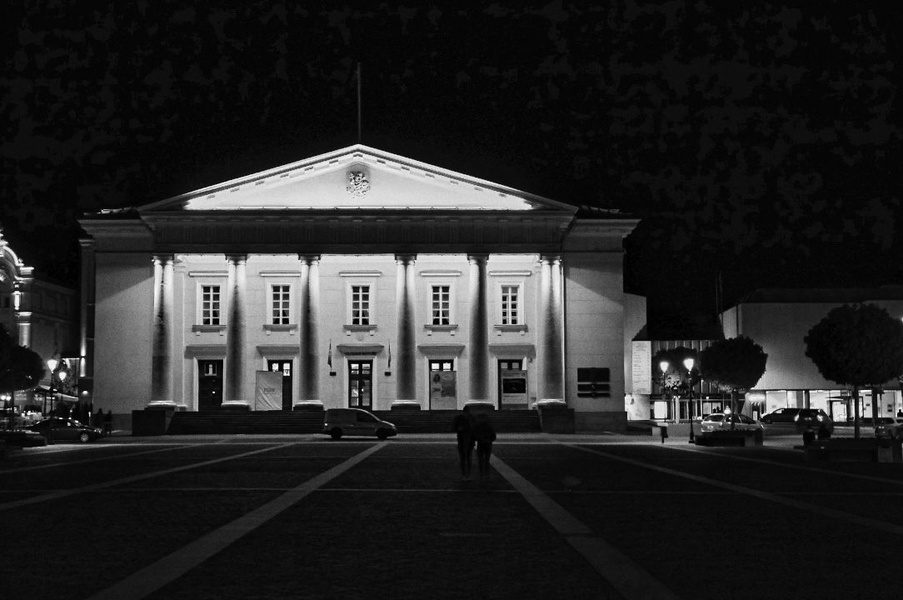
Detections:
327,340,333,368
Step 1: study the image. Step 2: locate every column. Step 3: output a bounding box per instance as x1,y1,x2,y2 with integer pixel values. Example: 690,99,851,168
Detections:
225,254,247,401
539,254,564,402
394,254,418,405
468,254,489,402
14,276,34,347
78,239,95,400
151,254,174,402
298,255,322,405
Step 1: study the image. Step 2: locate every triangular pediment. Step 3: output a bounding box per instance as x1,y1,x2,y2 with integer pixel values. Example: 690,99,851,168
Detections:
140,144,575,214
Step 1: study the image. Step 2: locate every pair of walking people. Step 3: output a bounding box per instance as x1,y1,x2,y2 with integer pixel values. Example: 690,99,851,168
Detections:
453,408,496,480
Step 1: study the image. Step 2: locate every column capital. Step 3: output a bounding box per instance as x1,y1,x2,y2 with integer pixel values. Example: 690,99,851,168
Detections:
467,253,489,264
539,254,561,264
394,253,417,265
225,254,248,265
298,254,321,265
152,254,174,266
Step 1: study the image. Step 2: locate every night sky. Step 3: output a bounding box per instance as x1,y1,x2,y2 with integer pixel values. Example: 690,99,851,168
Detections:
2,2,900,335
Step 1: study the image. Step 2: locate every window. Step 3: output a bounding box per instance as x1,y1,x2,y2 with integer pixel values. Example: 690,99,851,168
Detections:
431,285,450,325
201,285,221,325
351,285,370,325
271,285,290,325
501,285,519,325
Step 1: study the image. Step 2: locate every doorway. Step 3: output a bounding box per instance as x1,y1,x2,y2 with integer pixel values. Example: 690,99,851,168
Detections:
348,360,373,409
198,359,223,411
267,360,293,411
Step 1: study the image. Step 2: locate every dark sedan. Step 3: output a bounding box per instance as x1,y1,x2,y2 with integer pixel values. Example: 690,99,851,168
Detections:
0,428,48,447
28,418,104,443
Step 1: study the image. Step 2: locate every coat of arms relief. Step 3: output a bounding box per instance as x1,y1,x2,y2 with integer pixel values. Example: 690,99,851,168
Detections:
346,170,370,197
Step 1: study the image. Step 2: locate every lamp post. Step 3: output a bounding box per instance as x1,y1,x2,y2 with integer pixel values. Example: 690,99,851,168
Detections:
684,357,696,443
659,360,669,421
46,358,58,415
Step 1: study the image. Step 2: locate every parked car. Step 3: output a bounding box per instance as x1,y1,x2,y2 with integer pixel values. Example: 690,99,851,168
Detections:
761,408,833,438
28,417,104,443
0,428,48,447
874,417,903,440
700,413,764,434
760,408,803,424
322,408,397,440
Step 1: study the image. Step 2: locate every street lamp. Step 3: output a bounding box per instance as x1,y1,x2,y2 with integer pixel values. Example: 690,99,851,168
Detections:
659,360,669,421
45,358,59,415
684,357,696,443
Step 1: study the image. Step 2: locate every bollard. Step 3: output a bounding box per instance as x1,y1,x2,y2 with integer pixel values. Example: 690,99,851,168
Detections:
660,425,669,444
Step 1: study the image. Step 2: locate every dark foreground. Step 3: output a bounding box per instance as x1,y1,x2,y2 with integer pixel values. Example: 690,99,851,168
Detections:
1,433,901,600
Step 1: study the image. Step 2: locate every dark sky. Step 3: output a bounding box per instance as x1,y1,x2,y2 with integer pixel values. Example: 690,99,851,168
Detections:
2,2,900,335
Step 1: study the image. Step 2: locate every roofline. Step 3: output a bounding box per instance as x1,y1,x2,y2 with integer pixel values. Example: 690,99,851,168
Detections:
133,144,578,215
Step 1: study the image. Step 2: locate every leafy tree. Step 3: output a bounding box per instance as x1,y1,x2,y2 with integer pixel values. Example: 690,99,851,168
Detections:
0,325,45,420
0,325,45,392
699,336,768,425
804,303,903,439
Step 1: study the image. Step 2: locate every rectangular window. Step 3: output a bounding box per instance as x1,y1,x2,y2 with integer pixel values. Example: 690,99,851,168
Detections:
431,285,450,325
201,285,221,325
501,285,519,325
271,285,290,325
351,285,370,325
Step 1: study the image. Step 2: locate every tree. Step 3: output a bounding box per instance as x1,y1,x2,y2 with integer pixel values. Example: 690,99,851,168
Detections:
0,326,45,410
699,336,768,426
804,303,903,439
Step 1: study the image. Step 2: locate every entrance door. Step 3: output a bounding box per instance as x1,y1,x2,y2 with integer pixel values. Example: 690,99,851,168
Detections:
498,359,527,409
198,360,223,411
267,360,293,411
348,360,373,409
428,360,456,410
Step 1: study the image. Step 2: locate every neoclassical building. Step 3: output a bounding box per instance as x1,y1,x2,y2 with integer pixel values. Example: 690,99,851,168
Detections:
79,145,643,431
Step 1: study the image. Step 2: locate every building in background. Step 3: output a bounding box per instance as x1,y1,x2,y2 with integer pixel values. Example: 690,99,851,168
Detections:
0,228,81,413
722,287,903,421
79,145,643,431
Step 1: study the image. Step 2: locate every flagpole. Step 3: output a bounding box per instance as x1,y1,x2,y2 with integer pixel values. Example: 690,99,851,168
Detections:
356,62,362,143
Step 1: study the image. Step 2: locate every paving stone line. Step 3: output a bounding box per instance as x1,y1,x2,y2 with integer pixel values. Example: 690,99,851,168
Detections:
491,455,681,600
85,443,385,600
0,442,299,512
564,442,903,536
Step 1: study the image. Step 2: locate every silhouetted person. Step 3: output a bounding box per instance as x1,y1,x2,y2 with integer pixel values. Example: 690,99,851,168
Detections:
473,412,496,479
453,408,475,480
103,410,112,436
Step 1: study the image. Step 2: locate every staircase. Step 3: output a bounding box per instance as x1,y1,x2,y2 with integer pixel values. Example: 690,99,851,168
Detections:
165,409,542,435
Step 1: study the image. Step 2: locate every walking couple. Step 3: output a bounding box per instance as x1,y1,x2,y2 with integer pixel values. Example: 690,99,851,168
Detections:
453,407,496,480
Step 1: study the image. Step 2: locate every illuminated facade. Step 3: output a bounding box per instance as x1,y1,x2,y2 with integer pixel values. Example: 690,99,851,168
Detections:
0,228,80,406
79,145,643,430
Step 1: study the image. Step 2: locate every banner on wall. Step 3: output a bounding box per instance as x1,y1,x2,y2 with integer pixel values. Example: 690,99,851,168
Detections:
632,341,652,395
429,371,457,410
255,371,283,411
500,370,528,407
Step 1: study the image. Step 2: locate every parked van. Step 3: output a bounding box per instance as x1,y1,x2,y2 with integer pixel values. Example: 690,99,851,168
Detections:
323,408,397,440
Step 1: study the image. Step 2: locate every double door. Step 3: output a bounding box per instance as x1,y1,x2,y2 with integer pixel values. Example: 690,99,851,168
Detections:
348,360,372,409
